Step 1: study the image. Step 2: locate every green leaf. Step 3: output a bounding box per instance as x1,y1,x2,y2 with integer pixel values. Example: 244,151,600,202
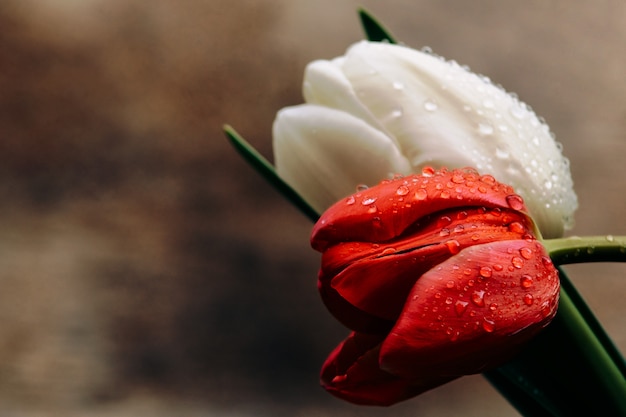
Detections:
358,8,397,44
485,267,626,416
223,125,320,222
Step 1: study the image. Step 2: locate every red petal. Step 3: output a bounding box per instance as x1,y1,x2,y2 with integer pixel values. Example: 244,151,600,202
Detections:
311,168,528,251
319,208,536,324
380,240,559,378
321,332,456,406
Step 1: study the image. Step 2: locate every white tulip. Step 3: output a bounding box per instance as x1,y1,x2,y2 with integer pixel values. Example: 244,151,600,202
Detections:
273,40,577,238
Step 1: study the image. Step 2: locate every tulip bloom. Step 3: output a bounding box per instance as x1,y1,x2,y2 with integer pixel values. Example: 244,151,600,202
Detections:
311,167,560,406
274,40,577,238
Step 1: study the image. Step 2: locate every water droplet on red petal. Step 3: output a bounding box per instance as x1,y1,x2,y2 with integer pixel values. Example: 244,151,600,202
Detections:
482,317,496,333
471,290,485,307
523,293,534,305
396,185,410,196
455,300,469,316
506,194,525,210
520,275,533,288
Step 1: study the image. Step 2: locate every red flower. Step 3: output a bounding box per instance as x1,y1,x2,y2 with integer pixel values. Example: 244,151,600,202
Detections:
311,167,560,406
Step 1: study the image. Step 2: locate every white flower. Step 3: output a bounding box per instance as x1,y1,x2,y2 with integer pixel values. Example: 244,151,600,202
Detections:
272,40,577,238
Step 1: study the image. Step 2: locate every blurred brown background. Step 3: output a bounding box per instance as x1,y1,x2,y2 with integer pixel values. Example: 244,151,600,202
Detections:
1,1,625,415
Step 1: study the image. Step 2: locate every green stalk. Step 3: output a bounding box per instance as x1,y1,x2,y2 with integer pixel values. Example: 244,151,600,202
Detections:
487,238,626,416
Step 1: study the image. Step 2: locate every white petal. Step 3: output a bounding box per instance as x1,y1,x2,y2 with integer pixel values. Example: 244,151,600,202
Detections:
336,41,577,238
272,104,411,214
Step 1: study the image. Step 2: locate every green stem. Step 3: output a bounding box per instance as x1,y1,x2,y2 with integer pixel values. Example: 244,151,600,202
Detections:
547,236,626,414
544,235,626,265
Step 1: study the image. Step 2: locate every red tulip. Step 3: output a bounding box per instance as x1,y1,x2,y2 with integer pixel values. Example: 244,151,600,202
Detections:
311,167,560,406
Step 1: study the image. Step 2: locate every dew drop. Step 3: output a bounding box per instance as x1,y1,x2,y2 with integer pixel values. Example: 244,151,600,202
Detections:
446,280,456,289
362,197,377,206
493,264,503,272
606,234,615,242
423,99,438,112
396,185,410,196
508,222,526,234
445,296,454,305
482,318,496,333
455,300,469,316
541,256,553,268
519,247,533,260
511,257,524,269
520,275,533,288
479,266,493,278
421,166,436,177
345,195,356,205
489,303,498,311
356,184,369,192
440,228,451,237
445,240,461,254
480,175,496,185
506,194,525,210
447,327,460,342
471,290,485,307
478,123,494,136
523,293,534,306
440,190,451,199
451,173,465,184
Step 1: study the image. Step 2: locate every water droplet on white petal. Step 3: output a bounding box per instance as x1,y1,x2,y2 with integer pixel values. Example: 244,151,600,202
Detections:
423,99,438,112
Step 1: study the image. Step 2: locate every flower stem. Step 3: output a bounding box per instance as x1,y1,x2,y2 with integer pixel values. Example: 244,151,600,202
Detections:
544,235,626,265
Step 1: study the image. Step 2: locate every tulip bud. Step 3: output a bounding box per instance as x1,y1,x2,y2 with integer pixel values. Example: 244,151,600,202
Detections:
311,167,560,406
274,41,577,238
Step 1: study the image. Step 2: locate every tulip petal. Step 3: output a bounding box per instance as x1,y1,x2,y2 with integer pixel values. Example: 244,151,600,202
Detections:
380,239,559,379
321,331,456,406
273,104,411,215
320,206,535,324
311,168,530,251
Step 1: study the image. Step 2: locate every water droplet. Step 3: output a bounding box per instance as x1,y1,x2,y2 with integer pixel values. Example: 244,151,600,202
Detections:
496,147,509,159
511,257,524,269
362,197,377,206
479,267,492,278
606,234,615,242
478,123,494,136
506,194,525,210
493,264,503,272
519,247,533,260
480,175,496,185
508,222,526,234
396,185,410,196
423,99,438,112
447,327,460,341
445,240,461,254
440,190,451,199
509,103,526,119
414,188,428,200
489,303,498,311
367,205,377,214
345,196,355,205
482,318,495,333
356,184,369,192
520,275,533,288
471,290,485,307
439,228,451,237
455,300,468,316
372,217,382,228
541,256,553,267
421,166,436,177
523,293,534,305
